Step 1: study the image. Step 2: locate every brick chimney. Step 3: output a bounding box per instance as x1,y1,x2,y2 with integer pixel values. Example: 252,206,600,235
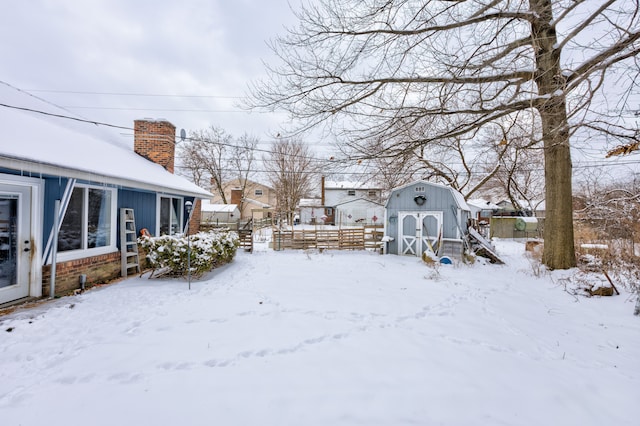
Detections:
134,119,176,173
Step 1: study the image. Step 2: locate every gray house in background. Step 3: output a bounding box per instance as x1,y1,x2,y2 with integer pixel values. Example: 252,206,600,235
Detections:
384,180,471,259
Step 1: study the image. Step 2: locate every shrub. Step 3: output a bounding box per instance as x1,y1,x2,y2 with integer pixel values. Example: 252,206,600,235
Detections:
138,230,239,277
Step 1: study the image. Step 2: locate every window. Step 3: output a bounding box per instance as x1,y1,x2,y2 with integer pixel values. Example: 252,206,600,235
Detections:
347,190,356,196
415,186,425,192
158,196,183,235
58,185,116,254
368,190,378,197
254,189,263,196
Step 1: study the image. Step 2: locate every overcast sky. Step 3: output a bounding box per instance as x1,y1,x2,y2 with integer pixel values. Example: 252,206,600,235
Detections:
1,0,299,144
2,1,637,180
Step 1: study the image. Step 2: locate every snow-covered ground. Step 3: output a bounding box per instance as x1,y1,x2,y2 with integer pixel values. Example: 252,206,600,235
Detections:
1,239,638,426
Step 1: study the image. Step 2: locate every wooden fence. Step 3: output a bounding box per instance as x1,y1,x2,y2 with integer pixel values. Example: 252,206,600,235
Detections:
271,226,383,251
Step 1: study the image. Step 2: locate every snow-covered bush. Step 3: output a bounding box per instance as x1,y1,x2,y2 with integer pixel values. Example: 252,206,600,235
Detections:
138,230,239,277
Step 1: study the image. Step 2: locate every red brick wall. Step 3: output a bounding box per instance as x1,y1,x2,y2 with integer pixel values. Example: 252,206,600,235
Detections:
188,199,202,235
42,252,122,296
134,119,176,173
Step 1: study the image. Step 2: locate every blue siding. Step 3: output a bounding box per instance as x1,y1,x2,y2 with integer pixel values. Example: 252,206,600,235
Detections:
117,191,195,242
2,168,195,249
42,177,70,249
118,189,157,237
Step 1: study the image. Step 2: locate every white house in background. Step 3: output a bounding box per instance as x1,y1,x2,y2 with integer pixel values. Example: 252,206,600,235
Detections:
320,179,384,225
334,198,385,226
323,180,384,206
200,201,240,225
298,198,326,224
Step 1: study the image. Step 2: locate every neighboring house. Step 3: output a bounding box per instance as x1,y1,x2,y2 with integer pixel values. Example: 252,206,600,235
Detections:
467,199,502,223
496,199,545,217
200,201,240,225
211,179,275,221
298,198,326,224
321,179,384,225
323,180,383,206
0,82,211,305
334,197,384,226
384,180,471,259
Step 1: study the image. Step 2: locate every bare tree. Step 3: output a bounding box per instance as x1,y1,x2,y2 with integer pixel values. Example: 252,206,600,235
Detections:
182,126,232,203
179,127,259,207
264,139,318,224
250,0,640,269
481,120,546,213
229,133,259,214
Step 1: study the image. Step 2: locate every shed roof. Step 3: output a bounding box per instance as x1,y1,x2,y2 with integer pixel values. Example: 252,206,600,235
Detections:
385,180,470,211
0,81,211,198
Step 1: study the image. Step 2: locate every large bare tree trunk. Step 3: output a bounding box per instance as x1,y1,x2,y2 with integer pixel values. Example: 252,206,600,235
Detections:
531,0,576,269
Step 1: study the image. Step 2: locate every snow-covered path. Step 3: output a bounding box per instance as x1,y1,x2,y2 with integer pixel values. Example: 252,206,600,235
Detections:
1,243,638,425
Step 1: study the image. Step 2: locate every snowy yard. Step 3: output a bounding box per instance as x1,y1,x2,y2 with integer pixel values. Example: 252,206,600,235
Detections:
1,240,639,426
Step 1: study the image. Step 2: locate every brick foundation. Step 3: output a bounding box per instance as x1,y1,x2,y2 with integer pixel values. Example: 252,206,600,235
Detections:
42,251,122,297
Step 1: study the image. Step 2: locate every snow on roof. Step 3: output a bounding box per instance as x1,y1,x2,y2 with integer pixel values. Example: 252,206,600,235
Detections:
243,197,271,208
0,81,211,198
299,198,323,207
324,180,380,190
467,199,502,210
201,201,239,213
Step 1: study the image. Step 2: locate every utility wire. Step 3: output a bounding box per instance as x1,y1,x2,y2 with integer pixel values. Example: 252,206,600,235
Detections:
24,89,241,99
0,102,132,130
0,101,339,163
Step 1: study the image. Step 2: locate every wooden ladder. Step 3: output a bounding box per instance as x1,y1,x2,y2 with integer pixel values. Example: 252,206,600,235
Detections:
120,208,141,277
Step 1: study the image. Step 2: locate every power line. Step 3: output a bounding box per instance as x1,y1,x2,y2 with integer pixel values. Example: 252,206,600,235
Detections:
24,89,241,99
63,106,247,113
0,101,338,163
3,96,638,172
0,102,132,130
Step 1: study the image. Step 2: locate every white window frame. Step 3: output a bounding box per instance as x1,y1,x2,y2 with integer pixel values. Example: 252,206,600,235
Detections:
254,189,263,196
56,184,118,262
156,195,184,236
347,190,356,196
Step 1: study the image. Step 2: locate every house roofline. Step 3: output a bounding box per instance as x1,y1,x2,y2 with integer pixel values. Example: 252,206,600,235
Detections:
0,155,212,198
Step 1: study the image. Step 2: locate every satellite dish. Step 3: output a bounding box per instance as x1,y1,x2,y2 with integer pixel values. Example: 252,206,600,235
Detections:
180,128,186,142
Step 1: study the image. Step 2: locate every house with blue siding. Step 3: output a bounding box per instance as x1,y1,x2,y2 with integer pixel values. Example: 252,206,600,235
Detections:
0,82,211,306
384,180,471,259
